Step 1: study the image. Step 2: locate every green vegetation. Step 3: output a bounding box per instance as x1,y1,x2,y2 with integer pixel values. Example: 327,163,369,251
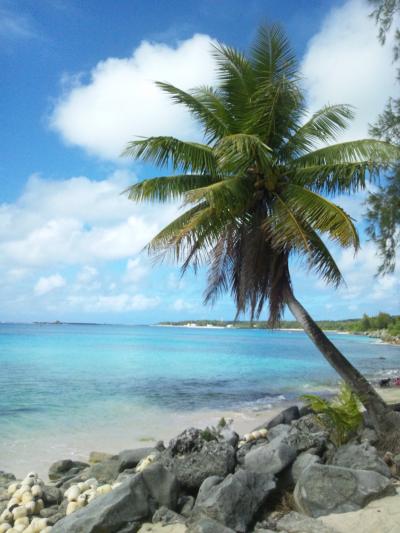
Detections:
301,383,363,446
366,0,400,274
159,312,400,336
125,24,398,428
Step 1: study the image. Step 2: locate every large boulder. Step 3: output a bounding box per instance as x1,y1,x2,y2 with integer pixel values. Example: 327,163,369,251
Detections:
330,441,391,478
285,415,328,454
291,453,321,484
192,469,276,532
118,448,155,472
160,429,235,491
141,462,180,510
83,458,121,484
253,406,300,432
294,464,395,517
51,464,179,532
244,438,297,476
49,459,89,481
267,406,301,429
51,474,150,532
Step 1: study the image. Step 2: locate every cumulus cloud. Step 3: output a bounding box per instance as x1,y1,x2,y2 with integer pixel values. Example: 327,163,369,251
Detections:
301,0,398,140
50,34,218,160
34,274,66,296
0,171,179,268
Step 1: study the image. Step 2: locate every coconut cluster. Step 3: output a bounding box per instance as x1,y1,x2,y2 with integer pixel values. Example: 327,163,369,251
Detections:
63,479,121,516
238,428,268,448
0,473,50,533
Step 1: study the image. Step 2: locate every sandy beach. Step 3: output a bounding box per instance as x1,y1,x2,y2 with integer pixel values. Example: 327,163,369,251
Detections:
5,387,400,480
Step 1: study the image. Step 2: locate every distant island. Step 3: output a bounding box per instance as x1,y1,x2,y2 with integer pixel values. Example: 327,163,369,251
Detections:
159,312,400,344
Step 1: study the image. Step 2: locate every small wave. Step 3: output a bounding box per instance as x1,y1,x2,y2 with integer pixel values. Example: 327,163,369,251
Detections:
0,406,43,416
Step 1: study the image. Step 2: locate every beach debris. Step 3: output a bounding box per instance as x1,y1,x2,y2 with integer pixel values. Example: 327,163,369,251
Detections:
238,428,268,448
59,478,121,516
0,473,49,531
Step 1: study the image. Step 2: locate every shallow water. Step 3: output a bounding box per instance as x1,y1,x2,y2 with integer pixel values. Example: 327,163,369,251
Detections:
0,323,399,477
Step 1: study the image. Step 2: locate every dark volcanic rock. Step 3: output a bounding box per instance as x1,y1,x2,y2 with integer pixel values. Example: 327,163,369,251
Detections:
330,441,391,478
160,430,235,492
285,415,328,454
267,406,301,429
294,463,395,517
49,459,89,482
192,469,276,532
118,448,155,472
51,464,179,533
244,438,297,476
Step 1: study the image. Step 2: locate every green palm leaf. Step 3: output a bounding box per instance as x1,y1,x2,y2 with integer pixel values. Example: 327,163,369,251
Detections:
124,174,219,202
123,136,218,174
155,82,229,142
285,104,354,154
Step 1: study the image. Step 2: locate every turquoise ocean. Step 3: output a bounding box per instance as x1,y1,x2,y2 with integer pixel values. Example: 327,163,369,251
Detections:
1,323,399,477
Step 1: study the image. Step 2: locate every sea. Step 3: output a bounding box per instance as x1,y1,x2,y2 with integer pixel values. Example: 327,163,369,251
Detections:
1,323,399,478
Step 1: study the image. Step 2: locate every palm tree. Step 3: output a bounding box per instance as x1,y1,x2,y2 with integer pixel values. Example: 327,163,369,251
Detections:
124,26,399,432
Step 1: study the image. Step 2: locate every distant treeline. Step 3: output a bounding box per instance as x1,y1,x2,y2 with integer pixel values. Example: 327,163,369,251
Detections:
159,312,400,336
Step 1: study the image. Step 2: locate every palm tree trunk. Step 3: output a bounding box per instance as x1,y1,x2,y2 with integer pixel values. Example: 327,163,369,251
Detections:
285,286,391,431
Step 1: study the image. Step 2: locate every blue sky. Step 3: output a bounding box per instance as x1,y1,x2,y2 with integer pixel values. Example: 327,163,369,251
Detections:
0,0,399,324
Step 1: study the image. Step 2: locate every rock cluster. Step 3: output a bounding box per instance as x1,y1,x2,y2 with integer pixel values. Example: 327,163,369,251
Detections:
1,404,399,532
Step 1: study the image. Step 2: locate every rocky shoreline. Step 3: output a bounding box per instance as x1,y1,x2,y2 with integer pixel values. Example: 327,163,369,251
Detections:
359,329,400,345
1,404,400,532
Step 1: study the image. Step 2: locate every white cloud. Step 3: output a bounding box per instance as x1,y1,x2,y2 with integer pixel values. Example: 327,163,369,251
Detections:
301,0,398,140
76,266,98,284
67,293,160,312
123,258,148,284
336,242,400,304
50,34,218,160
0,171,179,268
171,298,195,311
34,274,66,296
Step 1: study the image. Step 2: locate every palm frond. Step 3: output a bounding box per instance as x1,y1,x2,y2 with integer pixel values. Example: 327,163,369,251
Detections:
305,229,345,287
156,82,229,142
123,136,219,174
125,174,220,202
282,185,359,249
294,139,400,194
285,104,354,154
250,24,297,81
214,133,272,173
185,176,251,211
212,43,256,128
